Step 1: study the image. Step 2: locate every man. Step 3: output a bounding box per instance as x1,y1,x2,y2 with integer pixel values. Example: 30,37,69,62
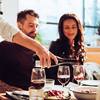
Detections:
0,15,58,68
0,10,57,90
17,9,39,39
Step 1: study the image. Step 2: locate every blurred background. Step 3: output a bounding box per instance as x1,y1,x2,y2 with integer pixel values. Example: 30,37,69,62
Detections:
1,0,100,47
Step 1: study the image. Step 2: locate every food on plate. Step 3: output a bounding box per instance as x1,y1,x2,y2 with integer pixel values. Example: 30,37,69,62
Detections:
44,90,70,99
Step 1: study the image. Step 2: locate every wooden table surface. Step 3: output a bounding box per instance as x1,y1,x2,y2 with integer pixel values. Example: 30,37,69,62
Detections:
0,80,22,100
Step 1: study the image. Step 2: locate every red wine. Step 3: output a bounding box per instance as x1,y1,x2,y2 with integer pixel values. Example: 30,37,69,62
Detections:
31,80,45,89
58,75,70,84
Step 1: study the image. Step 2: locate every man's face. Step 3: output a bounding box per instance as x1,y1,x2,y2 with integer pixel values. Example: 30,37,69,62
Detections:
18,14,39,39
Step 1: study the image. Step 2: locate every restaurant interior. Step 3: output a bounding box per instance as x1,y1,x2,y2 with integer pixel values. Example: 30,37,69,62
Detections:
0,0,100,100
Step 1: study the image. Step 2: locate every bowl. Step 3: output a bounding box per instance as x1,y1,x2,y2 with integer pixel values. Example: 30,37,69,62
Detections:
81,80,100,87
70,86,97,100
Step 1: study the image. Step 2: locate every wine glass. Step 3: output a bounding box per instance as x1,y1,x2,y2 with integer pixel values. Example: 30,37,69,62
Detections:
30,67,46,89
73,64,85,85
29,68,46,100
57,65,70,87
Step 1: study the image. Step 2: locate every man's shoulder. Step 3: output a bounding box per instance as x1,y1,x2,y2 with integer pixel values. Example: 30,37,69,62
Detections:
0,41,24,53
0,41,17,48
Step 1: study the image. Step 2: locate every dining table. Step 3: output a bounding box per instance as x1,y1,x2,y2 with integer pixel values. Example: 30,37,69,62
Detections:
0,80,99,100
0,80,77,100
0,80,22,100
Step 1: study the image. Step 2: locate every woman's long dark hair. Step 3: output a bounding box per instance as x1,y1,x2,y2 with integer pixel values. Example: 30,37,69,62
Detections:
58,13,85,64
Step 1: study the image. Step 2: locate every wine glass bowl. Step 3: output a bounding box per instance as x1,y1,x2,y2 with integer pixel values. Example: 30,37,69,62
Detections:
29,68,46,100
57,65,70,87
31,68,46,89
73,64,85,84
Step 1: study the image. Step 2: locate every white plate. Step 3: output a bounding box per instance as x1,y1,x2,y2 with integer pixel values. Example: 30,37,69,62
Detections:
81,80,100,86
6,91,29,100
70,86,97,100
44,85,71,100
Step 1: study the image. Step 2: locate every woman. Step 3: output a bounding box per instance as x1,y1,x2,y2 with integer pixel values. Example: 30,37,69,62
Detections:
45,13,86,85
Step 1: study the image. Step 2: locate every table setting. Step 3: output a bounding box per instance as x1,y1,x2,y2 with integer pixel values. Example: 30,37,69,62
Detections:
2,64,73,100
0,61,100,100
1,80,100,100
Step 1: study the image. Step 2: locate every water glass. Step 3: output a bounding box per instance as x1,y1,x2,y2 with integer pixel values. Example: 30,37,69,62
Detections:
45,79,54,90
29,86,44,100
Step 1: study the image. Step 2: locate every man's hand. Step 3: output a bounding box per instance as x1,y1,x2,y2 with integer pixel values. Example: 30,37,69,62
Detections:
36,47,58,68
13,32,58,68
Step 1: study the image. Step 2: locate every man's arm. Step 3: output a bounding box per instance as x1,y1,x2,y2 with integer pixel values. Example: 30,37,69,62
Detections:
12,32,58,68
0,17,58,67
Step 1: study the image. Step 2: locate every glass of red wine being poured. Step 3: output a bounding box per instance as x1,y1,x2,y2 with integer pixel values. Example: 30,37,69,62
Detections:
29,68,46,100
57,65,70,87
31,68,46,89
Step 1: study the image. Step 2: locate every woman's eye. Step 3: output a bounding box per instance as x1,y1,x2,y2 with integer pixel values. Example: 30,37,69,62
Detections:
64,26,77,29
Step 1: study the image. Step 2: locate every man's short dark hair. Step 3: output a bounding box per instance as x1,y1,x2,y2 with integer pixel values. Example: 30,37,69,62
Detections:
17,9,39,23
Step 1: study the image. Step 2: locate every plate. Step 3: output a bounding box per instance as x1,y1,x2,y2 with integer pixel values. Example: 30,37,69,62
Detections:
81,80,100,86
44,90,70,100
6,91,29,100
70,86,97,100
44,85,71,100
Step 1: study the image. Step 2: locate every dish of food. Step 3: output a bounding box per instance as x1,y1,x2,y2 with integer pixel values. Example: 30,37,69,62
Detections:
44,90,70,100
70,86,97,100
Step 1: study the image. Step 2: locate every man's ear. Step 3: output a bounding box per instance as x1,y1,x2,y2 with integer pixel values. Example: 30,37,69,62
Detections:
17,22,22,30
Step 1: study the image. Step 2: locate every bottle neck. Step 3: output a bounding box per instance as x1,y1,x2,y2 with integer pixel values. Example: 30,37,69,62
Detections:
35,60,41,67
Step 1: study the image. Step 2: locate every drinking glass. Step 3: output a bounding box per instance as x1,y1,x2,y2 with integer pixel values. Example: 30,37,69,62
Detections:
57,65,70,87
29,68,46,100
73,64,85,85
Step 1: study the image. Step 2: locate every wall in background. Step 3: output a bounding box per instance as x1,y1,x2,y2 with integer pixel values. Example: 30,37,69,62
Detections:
2,0,18,26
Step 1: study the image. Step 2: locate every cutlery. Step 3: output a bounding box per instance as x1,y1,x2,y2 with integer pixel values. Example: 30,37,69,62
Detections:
6,91,29,100
12,91,29,97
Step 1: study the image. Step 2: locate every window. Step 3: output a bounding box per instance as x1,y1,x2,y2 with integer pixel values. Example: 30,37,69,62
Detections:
84,0,100,46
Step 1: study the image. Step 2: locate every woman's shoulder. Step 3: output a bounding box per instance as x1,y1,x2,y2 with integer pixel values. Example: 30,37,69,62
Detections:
49,39,62,52
50,39,61,46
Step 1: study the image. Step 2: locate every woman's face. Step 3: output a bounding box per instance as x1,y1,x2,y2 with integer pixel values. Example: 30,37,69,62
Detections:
63,19,78,41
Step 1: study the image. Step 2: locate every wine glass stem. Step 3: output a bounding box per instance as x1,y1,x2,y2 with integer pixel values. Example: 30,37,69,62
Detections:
77,80,82,85
62,84,65,87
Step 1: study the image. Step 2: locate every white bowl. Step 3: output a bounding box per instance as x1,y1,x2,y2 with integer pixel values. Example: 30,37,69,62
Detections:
81,80,100,87
70,86,97,100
